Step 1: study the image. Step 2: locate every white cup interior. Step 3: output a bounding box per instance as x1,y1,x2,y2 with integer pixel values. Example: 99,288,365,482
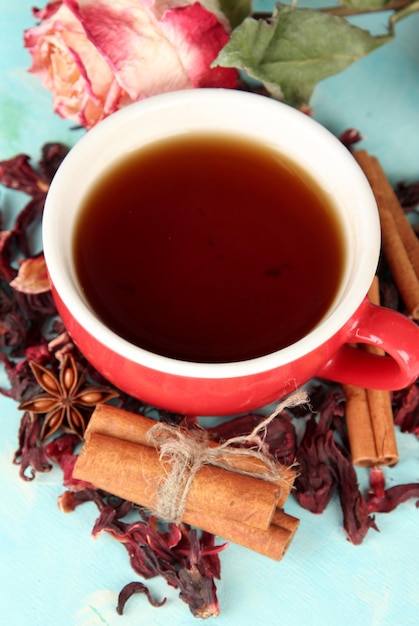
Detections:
43,88,380,379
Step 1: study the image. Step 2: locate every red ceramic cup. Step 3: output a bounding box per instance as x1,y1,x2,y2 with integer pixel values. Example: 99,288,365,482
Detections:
42,89,419,415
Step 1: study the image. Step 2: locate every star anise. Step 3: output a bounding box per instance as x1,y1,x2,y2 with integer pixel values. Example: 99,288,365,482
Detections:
18,354,119,440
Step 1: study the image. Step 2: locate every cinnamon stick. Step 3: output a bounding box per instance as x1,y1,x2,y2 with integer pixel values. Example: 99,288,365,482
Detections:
354,150,419,318
364,277,398,465
75,430,280,528
74,432,298,560
343,277,398,467
271,508,300,536
176,506,299,560
182,513,296,561
85,404,296,507
342,383,376,467
355,150,419,279
378,209,419,318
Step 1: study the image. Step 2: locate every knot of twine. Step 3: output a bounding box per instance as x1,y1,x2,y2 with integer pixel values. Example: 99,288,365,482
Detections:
146,390,309,523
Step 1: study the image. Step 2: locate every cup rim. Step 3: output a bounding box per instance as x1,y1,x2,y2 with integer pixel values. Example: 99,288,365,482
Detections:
43,88,380,380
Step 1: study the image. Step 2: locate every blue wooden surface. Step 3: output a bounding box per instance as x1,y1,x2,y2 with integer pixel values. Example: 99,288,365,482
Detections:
1,3,419,625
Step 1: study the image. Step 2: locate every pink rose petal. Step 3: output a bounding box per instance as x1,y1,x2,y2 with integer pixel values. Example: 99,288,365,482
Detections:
160,3,237,88
10,255,51,295
25,0,237,127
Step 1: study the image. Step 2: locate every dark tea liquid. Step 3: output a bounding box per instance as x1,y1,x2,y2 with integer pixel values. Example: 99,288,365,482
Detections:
74,133,345,362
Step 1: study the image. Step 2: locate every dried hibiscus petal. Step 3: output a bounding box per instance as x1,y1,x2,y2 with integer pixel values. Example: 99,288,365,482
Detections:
96,515,182,580
369,466,386,498
0,229,17,281
176,527,223,618
324,434,378,544
62,482,226,618
393,382,419,436
0,349,49,400
177,562,220,618
293,391,344,514
44,434,93,490
13,195,46,257
139,526,222,618
294,416,337,513
58,488,102,513
13,411,52,480
13,287,56,320
338,128,362,150
367,483,419,513
0,153,47,195
73,487,224,617
0,307,27,352
377,267,402,311
367,466,419,513
44,433,80,461
294,390,377,544
38,142,69,183
396,180,419,213
116,581,166,615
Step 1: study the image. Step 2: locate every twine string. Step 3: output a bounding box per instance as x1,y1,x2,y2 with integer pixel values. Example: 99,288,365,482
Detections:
147,390,309,522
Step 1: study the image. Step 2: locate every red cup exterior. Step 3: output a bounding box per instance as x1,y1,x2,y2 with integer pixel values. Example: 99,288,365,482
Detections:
52,285,419,416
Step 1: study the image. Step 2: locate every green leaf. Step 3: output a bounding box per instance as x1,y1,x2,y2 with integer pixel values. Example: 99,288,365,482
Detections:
218,0,252,28
214,3,392,106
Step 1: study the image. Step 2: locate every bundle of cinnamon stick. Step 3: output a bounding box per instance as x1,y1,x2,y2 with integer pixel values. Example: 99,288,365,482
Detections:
73,404,300,560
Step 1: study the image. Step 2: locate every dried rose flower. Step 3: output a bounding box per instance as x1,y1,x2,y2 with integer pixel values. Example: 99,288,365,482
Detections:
24,0,238,129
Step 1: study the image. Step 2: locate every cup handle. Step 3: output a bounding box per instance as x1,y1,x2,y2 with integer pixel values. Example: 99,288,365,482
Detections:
317,298,419,390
